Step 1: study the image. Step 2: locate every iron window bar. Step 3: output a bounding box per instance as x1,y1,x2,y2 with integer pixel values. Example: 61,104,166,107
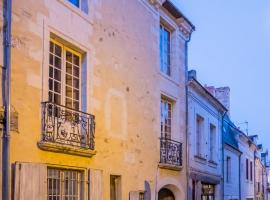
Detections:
160,137,182,167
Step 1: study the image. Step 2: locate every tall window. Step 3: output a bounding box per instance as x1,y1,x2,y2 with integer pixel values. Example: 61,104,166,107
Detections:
49,40,81,110
160,98,172,139
110,175,121,200
47,168,84,200
196,115,204,156
250,161,253,181
209,124,216,161
160,24,171,76
226,156,231,183
246,159,249,180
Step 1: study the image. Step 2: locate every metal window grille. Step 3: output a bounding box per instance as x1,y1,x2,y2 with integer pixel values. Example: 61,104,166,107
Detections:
47,168,84,200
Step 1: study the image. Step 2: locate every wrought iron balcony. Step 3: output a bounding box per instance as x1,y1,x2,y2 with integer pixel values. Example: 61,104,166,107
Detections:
38,102,95,157
159,137,182,170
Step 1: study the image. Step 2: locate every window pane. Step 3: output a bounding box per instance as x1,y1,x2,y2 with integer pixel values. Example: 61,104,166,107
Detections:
73,89,79,101
73,78,79,89
66,86,73,98
50,54,54,65
66,51,73,63
54,68,61,81
73,54,80,66
54,81,61,93
54,56,62,69
55,44,62,57
68,0,79,7
73,66,79,78
66,63,72,75
66,74,73,86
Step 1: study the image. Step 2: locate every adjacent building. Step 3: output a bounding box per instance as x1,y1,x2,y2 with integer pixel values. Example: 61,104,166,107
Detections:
223,115,241,200
0,0,194,199
187,71,226,200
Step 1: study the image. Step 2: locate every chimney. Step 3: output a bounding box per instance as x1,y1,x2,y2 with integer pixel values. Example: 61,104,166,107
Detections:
215,87,230,113
188,70,197,80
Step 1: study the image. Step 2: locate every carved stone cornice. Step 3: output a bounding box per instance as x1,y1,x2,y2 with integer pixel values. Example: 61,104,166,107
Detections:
176,17,194,41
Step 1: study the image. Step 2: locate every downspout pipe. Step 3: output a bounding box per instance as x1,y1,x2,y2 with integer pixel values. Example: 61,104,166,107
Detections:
221,111,227,200
238,151,242,200
185,28,194,200
2,0,12,200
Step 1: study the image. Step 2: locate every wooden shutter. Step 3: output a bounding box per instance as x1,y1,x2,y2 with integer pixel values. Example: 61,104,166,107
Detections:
14,162,47,200
89,169,103,200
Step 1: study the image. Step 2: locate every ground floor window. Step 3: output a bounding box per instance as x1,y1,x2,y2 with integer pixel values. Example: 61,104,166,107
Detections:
47,168,84,200
201,183,215,200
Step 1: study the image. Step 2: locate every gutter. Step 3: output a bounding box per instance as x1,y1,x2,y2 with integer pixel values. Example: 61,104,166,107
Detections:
2,0,12,200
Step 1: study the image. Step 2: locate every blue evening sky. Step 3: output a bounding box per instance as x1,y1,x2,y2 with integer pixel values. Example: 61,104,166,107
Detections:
174,1,270,150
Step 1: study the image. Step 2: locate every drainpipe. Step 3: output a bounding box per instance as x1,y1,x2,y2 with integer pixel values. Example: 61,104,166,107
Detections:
2,0,12,200
185,27,194,200
238,151,242,200
221,111,227,200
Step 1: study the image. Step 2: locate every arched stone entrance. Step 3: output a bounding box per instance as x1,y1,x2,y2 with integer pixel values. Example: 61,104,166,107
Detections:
158,188,175,200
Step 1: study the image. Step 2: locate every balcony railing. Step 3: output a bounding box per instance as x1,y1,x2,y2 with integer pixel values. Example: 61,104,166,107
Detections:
39,102,95,152
160,138,182,168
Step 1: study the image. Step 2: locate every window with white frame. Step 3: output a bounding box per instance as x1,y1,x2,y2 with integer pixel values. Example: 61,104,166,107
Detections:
226,156,231,183
209,124,216,161
160,24,171,76
160,98,173,139
67,0,89,14
47,168,84,200
196,115,204,157
49,39,81,110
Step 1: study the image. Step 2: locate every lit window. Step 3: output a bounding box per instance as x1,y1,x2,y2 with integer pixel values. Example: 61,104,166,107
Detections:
196,115,204,156
209,124,216,161
160,98,172,139
160,24,171,76
49,40,81,110
47,168,84,200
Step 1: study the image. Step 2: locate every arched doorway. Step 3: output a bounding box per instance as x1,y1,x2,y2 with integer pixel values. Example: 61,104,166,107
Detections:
158,188,175,200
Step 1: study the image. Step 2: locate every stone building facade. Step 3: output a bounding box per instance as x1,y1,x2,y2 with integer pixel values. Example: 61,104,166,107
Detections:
187,71,226,200
0,0,194,199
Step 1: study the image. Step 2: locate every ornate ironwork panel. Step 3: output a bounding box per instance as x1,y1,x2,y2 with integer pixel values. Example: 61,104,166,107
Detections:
41,102,95,150
160,138,182,167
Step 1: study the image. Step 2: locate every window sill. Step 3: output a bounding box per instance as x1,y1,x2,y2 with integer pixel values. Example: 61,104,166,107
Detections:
158,163,182,171
56,0,93,25
159,71,180,86
208,160,218,168
38,141,96,157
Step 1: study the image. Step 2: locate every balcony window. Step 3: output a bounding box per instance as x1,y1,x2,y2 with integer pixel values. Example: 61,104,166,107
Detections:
160,98,172,139
38,39,95,156
49,40,81,110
